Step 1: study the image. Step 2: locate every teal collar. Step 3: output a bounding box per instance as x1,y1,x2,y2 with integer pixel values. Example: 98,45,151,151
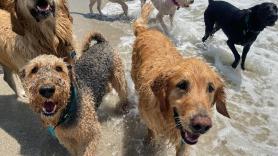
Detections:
48,84,78,138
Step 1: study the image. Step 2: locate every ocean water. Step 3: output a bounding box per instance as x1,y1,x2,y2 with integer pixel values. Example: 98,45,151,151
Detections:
73,0,278,155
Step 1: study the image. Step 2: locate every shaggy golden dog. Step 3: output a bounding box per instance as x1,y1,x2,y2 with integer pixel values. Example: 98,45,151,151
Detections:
0,0,74,101
132,3,230,156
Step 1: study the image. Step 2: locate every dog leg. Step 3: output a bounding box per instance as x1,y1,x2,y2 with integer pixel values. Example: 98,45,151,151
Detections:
111,51,128,112
227,40,240,69
170,13,175,28
157,13,169,35
3,67,28,103
202,12,215,42
109,0,128,16
97,0,103,15
89,0,97,14
241,44,251,70
176,143,189,156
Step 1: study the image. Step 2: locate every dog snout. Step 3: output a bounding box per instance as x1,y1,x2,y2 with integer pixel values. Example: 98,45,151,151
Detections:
189,0,194,4
190,115,212,134
39,85,56,98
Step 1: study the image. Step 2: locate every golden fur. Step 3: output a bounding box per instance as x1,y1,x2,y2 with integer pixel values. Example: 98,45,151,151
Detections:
132,3,230,155
0,0,74,101
20,55,100,156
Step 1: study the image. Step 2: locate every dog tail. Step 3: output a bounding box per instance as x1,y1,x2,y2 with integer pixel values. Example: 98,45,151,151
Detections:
81,32,106,52
208,0,213,4
133,3,153,36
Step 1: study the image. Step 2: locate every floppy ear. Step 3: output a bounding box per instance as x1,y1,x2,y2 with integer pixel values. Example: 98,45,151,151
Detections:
151,71,172,113
11,0,25,36
214,86,230,118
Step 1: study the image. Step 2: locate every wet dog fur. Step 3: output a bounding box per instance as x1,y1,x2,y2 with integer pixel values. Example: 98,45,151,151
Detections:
0,0,74,101
20,54,100,156
132,3,230,156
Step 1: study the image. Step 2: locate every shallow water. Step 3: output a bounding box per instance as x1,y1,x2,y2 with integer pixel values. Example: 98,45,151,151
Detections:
72,0,278,155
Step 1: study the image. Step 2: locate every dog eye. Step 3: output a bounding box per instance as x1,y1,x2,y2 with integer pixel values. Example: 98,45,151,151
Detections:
208,83,215,93
176,80,189,91
31,66,38,74
55,66,63,72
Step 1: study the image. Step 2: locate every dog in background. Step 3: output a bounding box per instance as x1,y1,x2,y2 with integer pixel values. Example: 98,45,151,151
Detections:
141,0,194,34
132,3,230,156
202,0,278,70
89,0,128,16
0,0,74,102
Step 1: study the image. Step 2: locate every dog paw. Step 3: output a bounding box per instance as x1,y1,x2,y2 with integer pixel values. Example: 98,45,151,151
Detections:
241,64,245,70
231,62,239,69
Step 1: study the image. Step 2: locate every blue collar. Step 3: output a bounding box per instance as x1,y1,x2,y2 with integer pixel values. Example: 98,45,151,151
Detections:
48,84,78,138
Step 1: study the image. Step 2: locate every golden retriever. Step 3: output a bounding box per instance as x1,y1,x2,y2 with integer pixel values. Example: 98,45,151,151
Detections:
131,3,230,155
0,0,74,102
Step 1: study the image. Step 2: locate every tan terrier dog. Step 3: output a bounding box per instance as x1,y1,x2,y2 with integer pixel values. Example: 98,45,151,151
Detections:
20,54,100,156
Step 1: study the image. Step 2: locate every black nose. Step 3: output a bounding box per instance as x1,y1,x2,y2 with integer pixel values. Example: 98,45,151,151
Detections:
190,0,194,4
39,85,55,98
190,115,212,134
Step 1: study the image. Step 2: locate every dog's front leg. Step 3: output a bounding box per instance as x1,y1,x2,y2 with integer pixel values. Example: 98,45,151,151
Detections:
157,14,169,35
176,143,189,156
89,0,97,14
3,67,28,103
169,14,175,28
97,0,103,15
241,44,252,70
227,40,240,69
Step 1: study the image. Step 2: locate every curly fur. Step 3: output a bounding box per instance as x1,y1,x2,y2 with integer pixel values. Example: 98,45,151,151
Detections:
20,55,100,156
76,32,128,109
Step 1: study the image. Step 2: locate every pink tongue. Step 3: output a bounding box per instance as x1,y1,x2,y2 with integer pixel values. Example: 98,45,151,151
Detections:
44,101,55,112
186,131,199,140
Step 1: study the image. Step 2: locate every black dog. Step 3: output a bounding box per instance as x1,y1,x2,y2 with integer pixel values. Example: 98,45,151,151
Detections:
202,0,277,70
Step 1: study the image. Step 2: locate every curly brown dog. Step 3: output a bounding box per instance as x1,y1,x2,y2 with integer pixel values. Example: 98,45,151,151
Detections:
20,54,100,156
0,0,73,101
131,3,230,156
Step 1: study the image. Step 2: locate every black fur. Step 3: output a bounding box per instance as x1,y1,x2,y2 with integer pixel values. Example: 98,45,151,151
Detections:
202,0,277,70
75,34,114,108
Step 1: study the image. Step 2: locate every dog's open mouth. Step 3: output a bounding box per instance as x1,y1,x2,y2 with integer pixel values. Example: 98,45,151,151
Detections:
30,0,55,21
181,129,200,145
42,100,57,116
